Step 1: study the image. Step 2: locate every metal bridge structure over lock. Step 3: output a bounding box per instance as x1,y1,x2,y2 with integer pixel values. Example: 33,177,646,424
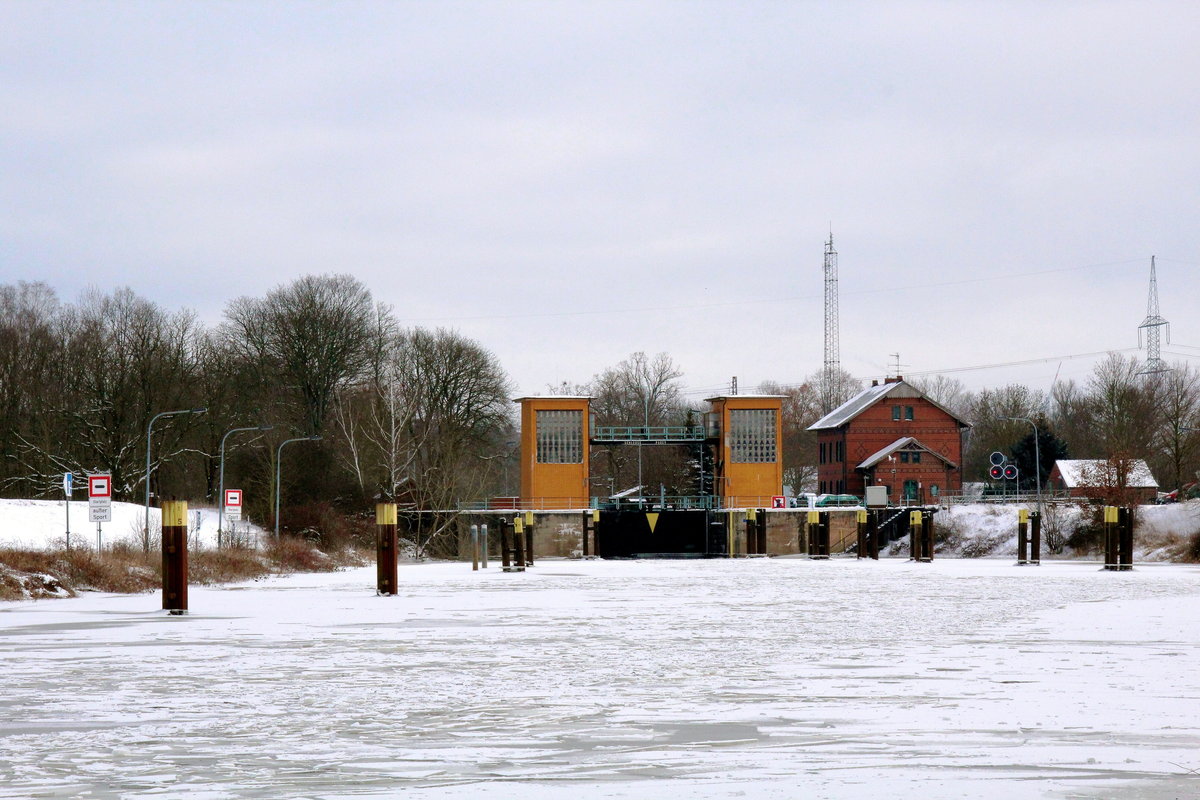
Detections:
589,425,709,444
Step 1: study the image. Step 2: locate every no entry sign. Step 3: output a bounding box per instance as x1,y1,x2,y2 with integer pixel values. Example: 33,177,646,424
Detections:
224,488,243,521
88,473,112,523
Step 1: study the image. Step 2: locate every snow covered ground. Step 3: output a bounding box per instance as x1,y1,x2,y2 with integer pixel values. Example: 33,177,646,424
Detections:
0,499,266,551
2,558,1199,799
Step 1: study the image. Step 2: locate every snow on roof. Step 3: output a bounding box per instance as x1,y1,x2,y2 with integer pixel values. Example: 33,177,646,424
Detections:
856,436,958,469
807,379,971,431
807,382,894,430
1053,459,1159,489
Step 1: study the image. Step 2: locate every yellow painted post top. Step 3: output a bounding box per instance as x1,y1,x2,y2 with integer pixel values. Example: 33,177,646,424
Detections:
524,511,535,526
857,509,868,524
1018,508,1029,524
514,516,525,533
161,500,188,528
909,510,923,526
1104,506,1119,523
591,509,600,522
746,509,756,521
376,503,398,525
807,510,820,525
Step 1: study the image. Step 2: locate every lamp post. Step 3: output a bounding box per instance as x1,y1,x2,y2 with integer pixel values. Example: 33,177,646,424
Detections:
637,390,651,500
1006,416,1042,514
274,435,322,538
145,407,207,550
217,424,274,547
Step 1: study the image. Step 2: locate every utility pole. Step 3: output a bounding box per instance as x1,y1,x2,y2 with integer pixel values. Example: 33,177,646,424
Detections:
822,231,839,414
1137,255,1170,376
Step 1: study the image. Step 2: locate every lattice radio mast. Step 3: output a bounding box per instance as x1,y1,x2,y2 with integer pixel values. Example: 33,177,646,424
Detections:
1137,255,1170,376
822,231,839,413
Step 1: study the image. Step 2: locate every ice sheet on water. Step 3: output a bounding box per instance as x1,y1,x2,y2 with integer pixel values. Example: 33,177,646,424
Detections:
1,559,1199,799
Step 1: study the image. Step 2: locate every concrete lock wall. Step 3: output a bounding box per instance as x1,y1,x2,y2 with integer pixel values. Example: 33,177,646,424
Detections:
454,510,864,559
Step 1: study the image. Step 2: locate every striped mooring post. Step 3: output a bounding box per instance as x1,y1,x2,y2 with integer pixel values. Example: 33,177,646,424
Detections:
376,502,398,595
161,500,189,615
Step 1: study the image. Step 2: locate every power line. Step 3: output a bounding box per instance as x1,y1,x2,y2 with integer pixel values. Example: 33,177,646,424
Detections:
397,256,1147,324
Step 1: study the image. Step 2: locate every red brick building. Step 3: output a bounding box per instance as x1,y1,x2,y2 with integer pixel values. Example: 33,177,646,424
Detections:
808,377,970,504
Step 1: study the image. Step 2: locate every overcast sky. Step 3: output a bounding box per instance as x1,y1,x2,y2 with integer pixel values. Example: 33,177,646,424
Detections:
3,1,1198,401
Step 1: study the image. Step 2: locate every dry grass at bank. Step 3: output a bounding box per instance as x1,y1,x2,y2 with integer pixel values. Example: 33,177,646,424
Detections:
0,537,371,602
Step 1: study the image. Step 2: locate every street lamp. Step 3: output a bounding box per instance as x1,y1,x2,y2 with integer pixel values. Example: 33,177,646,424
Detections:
1005,416,1042,514
217,423,274,547
274,435,322,538
144,407,207,550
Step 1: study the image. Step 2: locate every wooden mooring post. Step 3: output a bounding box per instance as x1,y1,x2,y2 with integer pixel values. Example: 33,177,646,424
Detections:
1017,508,1030,565
161,500,188,615
807,510,830,559
376,502,398,595
909,510,934,562
1029,510,1041,565
523,511,535,567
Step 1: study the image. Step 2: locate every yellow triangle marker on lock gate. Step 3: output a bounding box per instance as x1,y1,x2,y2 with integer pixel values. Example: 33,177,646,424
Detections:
646,512,659,533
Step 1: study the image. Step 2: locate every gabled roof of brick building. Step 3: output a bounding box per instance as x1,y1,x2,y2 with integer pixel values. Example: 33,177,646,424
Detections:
856,436,959,470
807,378,972,431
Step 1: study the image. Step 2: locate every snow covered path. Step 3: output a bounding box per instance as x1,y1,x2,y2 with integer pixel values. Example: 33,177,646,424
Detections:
2,559,1199,799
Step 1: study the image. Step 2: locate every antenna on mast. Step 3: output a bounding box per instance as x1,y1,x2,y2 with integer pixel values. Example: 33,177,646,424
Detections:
1137,255,1170,376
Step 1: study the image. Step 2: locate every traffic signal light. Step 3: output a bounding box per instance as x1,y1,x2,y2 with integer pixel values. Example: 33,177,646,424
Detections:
1003,464,1018,480
989,465,1004,480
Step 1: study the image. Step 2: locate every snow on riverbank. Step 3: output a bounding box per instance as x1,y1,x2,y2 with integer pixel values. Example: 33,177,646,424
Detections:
2,558,1199,799
0,498,266,550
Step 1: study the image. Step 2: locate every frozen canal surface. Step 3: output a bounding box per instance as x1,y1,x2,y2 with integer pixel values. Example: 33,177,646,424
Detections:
2,558,1200,799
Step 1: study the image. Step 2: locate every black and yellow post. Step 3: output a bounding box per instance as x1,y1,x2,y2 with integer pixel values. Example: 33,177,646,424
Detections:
161,500,188,615
590,509,600,557
581,511,591,557
806,510,818,558
1118,506,1134,571
920,511,934,562
1017,508,1029,565
744,509,756,556
511,516,527,572
1103,506,1118,570
756,509,768,555
1029,510,1041,565
500,518,512,570
376,502,398,595
856,509,867,559
908,510,924,562
867,509,880,560
523,511,535,566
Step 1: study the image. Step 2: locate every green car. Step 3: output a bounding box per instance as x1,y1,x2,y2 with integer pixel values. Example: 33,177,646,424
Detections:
815,493,861,507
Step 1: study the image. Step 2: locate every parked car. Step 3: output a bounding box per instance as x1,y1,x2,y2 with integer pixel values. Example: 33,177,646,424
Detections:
815,493,861,507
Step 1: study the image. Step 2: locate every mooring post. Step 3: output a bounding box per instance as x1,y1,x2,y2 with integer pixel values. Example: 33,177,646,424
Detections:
591,509,601,557
908,510,923,561
471,524,479,571
744,509,756,555
1118,506,1134,571
581,511,590,557
1017,508,1029,565
161,499,188,615
500,518,512,570
511,516,526,572
756,509,768,555
856,509,867,559
866,509,879,559
1103,506,1118,570
523,511,535,566
376,502,398,595
480,523,489,568
806,510,818,558
920,511,934,562
1029,510,1041,565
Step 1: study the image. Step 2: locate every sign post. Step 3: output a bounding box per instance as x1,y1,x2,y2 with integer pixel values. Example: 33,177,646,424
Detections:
63,472,73,549
88,473,112,550
223,489,243,522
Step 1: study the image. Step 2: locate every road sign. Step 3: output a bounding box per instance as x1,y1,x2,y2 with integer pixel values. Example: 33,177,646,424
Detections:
989,451,1006,466
771,495,786,508
63,472,73,495
224,488,243,521
88,473,112,523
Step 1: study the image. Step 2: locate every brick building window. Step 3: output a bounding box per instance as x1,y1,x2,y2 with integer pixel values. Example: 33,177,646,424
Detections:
536,409,583,463
905,406,914,421
892,405,901,421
